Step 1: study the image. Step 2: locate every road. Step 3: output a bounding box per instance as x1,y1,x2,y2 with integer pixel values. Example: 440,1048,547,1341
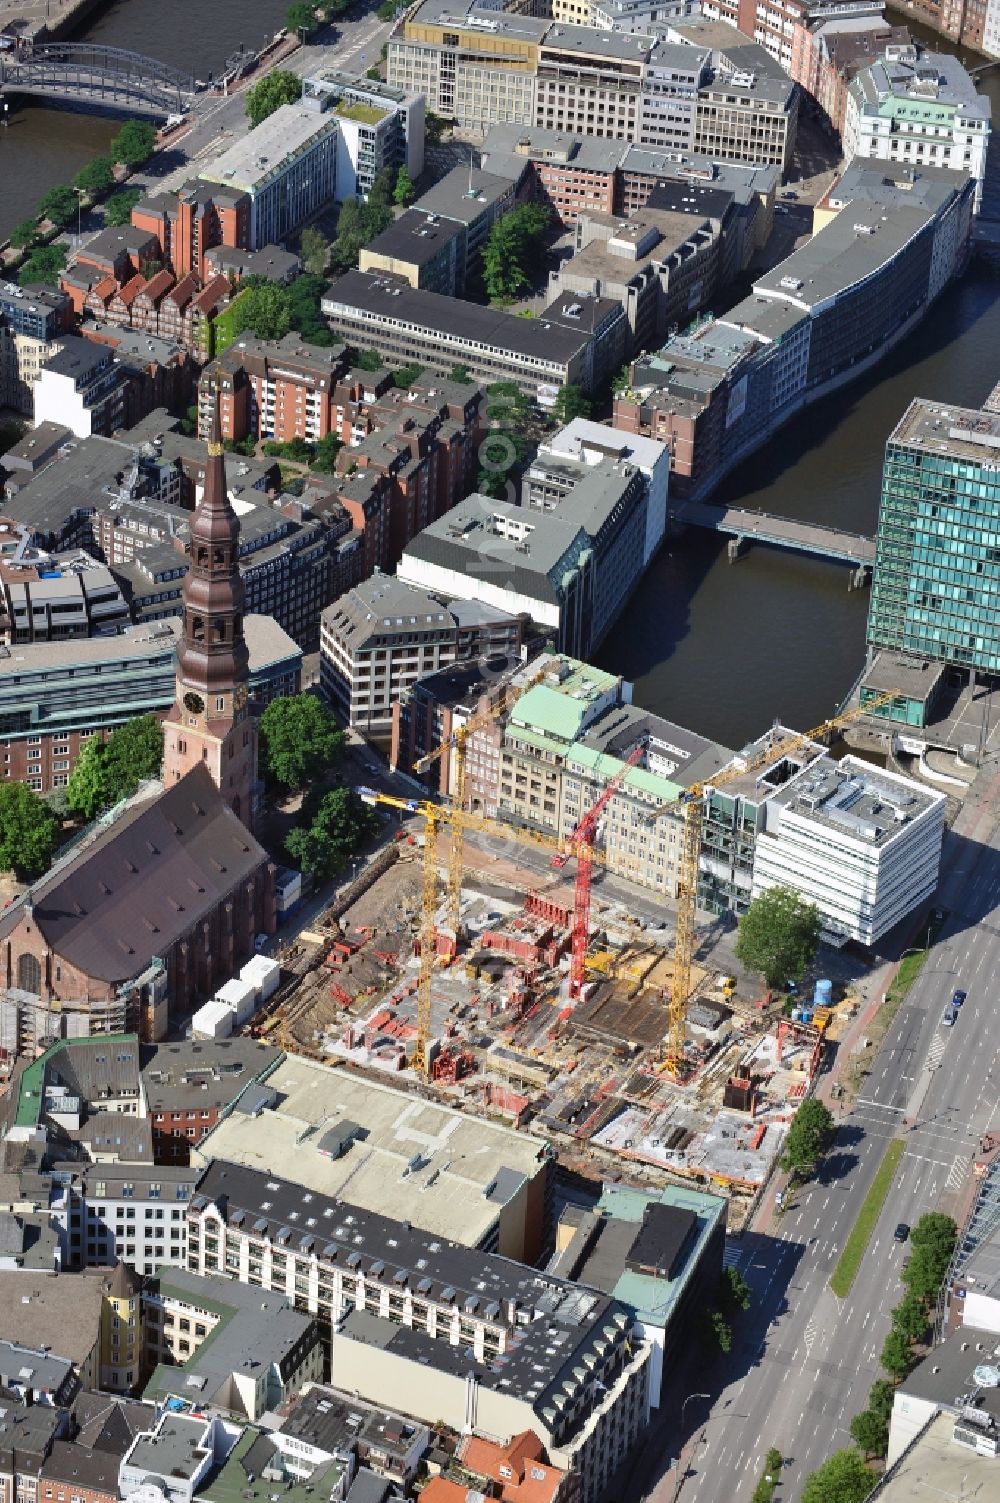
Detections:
65,11,395,253
151,18,395,194
654,775,1000,1503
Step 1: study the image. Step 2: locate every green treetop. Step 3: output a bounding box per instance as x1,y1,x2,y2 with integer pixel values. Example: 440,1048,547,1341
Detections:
246,71,303,129
735,884,821,989
0,783,60,880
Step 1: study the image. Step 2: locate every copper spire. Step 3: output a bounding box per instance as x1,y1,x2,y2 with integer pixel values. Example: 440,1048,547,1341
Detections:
195,381,240,544
206,378,225,458
175,378,249,695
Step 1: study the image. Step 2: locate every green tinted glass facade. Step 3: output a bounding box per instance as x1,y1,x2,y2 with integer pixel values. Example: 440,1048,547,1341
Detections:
868,403,1000,673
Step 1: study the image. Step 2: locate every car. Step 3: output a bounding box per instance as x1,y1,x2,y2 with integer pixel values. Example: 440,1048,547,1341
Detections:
952,989,967,1008
895,1223,910,1243
942,1007,957,1027
782,189,799,200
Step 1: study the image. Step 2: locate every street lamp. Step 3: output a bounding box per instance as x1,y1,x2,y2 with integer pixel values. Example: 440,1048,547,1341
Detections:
681,1393,710,1426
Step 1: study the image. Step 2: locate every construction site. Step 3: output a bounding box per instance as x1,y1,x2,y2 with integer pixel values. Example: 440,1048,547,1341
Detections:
256,839,849,1225
247,683,885,1222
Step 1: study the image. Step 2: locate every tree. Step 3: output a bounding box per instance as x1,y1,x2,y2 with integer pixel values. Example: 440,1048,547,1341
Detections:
393,363,423,389
376,0,397,17
880,1328,916,1382
449,363,472,384
331,192,392,271
300,224,330,276
735,884,821,989
0,783,59,880
903,1213,957,1304
19,245,67,287
780,1098,834,1180
285,788,380,879
849,1409,888,1460
286,2,319,35
246,70,302,129
286,272,333,344
719,1266,752,1315
67,739,113,821
103,714,163,798
104,189,142,227
37,185,79,230
261,694,345,790
311,432,342,473
369,166,397,210
110,119,156,168
73,155,114,197
9,219,40,250
66,715,163,820
232,283,293,342
891,1289,930,1346
868,1379,896,1427
476,380,532,496
393,165,416,206
552,385,591,424
611,363,632,396
482,203,551,302
704,1309,732,1353
356,349,384,371
800,1450,874,1503
425,110,448,146
910,1212,957,1264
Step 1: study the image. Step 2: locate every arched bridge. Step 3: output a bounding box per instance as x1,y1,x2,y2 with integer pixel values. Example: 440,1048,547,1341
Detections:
0,43,195,116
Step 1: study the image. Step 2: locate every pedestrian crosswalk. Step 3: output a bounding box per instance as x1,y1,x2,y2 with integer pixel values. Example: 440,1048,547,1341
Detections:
723,1242,744,1269
946,1153,967,1192
803,1317,818,1357
926,1033,948,1070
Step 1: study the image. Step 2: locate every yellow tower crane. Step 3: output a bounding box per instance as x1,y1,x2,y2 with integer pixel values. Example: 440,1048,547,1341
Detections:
356,788,610,1077
412,664,549,936
649,690,901,1075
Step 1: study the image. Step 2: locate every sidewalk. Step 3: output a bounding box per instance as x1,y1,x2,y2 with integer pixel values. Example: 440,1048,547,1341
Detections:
750,753,1000,1241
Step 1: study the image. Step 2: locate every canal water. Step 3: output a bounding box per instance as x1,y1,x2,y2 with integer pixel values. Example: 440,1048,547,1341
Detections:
596,30,1000,749
0,0,292,239
0,1,997,747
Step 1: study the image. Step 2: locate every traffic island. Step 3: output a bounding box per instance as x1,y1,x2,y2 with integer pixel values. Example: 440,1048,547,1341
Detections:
830,1137,905,1298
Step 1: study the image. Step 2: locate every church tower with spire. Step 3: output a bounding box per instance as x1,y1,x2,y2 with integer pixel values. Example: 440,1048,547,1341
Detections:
162,388,257,827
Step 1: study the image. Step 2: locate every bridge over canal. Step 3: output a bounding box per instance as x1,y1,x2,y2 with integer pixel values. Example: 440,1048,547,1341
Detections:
671,501,876,586
0,42,194,116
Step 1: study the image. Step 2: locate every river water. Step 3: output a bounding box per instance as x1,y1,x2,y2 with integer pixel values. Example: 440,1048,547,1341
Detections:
0,2,997,747
0,0,292,239
596,20,1000,748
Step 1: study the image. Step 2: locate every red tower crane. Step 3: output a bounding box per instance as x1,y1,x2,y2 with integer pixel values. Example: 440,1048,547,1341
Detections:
563,741,645,999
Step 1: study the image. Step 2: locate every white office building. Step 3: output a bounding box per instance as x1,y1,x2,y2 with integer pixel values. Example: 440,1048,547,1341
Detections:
302,70,424,200
46,1162,195,1276
199,103,339,247
750,754,946,946
843,47,991,212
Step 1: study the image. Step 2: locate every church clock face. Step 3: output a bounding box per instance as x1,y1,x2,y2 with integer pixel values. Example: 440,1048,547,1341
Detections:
183,691,205,714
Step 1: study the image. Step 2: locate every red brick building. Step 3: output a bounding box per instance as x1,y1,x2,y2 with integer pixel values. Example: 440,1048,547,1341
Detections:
130,182,252,280
201,334,352,445
142,1036,282,1164
304,373,488,575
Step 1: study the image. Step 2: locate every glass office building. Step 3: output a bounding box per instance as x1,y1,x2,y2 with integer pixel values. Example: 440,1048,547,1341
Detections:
867,397,1000,674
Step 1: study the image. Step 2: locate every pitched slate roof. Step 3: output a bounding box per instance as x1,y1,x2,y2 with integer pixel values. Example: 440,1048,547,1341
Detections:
0,766,268,985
